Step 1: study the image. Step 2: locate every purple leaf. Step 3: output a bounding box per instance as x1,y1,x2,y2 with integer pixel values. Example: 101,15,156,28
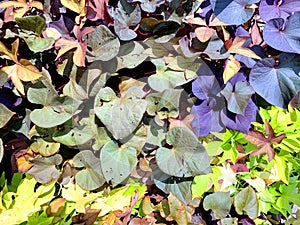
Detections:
191,98,225,136
221,99,258,133
259,0,300,21
250,58,300,107
192,75,222,100
263,12,300,54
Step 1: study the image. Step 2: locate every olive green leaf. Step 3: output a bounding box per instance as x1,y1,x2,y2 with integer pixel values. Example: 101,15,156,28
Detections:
0,103,15,128
203,192,232,219
234,186,259,219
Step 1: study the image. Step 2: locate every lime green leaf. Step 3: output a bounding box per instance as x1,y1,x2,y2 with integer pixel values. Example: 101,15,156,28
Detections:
100,141,137,186
27,211,54,225
234,186,259,219
15,16,46,36
0,103,15,128
27,154,63,184
192,174,211,198
86,25,120,62
24,36,55,53
274,155,289,185
220,218,238,225
203,192,232,219
156,127,212,177
62,181,99,213
94,87,147,140
73,150,106,190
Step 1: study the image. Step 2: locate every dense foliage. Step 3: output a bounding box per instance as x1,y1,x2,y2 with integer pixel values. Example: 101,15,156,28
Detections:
0,0,300,224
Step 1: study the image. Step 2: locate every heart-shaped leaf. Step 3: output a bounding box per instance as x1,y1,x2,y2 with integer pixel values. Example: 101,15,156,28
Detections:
0,103,15,128
234,186,259,219
100,140,137,186
73,150,106,190
250,58,300,107
27,154,63,184
263,13,300,54
156,127,212,177
15,15,46,35
203,192,232,219
221,80,255,114
94,87,147,140
86,25,120,62
30,138,60,157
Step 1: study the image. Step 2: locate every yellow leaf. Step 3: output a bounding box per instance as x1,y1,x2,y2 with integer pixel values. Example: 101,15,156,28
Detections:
195,27,216,42
0,40,16,61
0,0,42,19
60,0,86,14
223,55,241,83
229,36,261,59
16,149,34,172
62,181,99,213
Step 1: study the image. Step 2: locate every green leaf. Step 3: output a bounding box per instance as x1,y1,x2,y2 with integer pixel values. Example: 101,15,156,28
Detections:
192,174,211,198
94,87,147,140
30,138,60,157
86,25,120,62
234,186,259,219
220,218,238,225
24,36,55,53
100,141,137,186
148,59,188,92
0,139,3,163
0,103,15,128
26,211,54,225
27,155,62,184
203,192,232,219
221,80,255,114
15,16,46,36
53,125,94,147
73,150,106,190
274,155,289,185
146,89,182,119
156,127,212,177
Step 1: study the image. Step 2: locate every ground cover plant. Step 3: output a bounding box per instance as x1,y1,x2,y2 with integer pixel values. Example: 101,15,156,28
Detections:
0,0,300,224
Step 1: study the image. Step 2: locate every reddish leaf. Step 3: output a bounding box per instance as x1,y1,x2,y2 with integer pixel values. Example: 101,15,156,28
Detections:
245,120,286,161
72,207,101,225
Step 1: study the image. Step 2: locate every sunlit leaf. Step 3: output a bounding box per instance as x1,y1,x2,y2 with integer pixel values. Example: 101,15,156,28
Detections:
203,192,231,219
60,0,85,13
0,103,15,128
234,186,259,219
223,55,241,83
15,15,46,36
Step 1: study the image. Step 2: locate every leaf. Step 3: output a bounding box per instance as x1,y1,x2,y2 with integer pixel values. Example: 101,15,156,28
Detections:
263,13,300,54
223,55,241,83
0,103,15,128
129,0,165,13
27,154,63,184
72,208,101,225
234,186,259,219
110,2,141,41
250,58,300,107
156,127,212,177
86,25,120,62
94,87,147,140
259,0,300,21
221,80,255,114
73,150,106,190
86,0,108,21
30,138,60,157
23,36,55,53
0,0,43,19
60,0,85,13
203,192,232,219
228,36,261,59
100,141,137,186
220,218,238,225
168,192,193,224
195,26,216,42
245,120,286,161
15,15,46,36
62,180,99,213
210,0,259,25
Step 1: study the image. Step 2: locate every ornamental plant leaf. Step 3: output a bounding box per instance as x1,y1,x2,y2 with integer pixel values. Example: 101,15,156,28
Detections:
203,192,232,219
27,154,63,184
259,0,300,21
23,36,55,53
0,103,15,128
221,80,255,114
228,36,261,59
15,15,46,36
29,138,60,157
156,127,212,177
245,120,286,161
86,25,120,62
100,140,138,186
128,0,165,13
263,13,300,54
73,150,106,190
234,186,259,219
250,58,300,107
210,0,260,25
94,87,147,140
60,0,85,13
